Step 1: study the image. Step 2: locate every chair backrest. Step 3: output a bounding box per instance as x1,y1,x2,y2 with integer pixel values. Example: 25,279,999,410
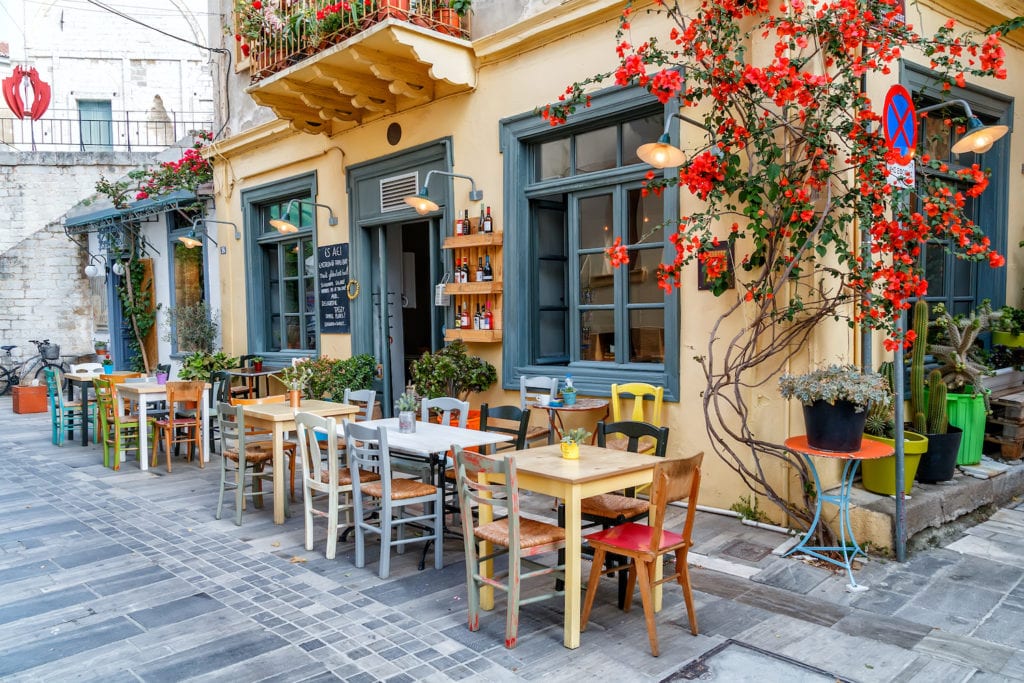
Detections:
479,404,530,452
216,401,247,455
343,388,377,422
93,378,114,428
211,370,233,405
231,394,286,406
295,412,338,486
43,367,63,408
596,420,670,457
421,396,469,428
453,446,525,551
70,362,104,374
240,354,260,367
647,453,703,550
611,383,665,425
344,421,390,492
164,381,205,424
519,375,559,410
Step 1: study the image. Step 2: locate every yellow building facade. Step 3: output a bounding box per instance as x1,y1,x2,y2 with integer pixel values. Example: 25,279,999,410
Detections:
207,0,1024,542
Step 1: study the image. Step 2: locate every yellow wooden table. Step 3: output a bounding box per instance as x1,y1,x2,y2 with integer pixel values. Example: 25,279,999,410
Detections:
241,399,359,524
478,443,663,649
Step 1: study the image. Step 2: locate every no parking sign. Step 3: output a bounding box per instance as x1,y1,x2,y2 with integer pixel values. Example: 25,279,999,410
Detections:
882,84,917,187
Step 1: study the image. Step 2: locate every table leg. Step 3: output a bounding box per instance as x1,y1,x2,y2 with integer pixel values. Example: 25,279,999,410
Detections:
78,381,91,446
272,426,286,524
200,387,209,463
138,399,150,471
563,486,582,649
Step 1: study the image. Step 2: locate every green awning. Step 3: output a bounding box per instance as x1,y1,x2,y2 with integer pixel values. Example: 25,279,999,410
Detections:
64,189,197,234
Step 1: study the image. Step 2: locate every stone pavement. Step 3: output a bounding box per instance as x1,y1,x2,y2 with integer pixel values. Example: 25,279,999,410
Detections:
1,398,1023,682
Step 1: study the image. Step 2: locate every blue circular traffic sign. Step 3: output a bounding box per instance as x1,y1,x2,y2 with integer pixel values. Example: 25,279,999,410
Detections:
883,85,917,164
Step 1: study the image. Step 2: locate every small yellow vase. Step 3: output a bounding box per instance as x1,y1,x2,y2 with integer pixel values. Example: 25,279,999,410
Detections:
560,442,579,460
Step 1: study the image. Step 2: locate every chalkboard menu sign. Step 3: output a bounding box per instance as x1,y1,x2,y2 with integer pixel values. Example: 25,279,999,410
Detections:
317,242,350,333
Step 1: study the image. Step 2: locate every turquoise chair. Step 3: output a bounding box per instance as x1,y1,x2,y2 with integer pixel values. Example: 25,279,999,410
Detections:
44,367,94,446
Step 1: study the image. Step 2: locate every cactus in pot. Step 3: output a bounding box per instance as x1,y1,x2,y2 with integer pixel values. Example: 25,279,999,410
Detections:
910,299,929,434
927,369,947,434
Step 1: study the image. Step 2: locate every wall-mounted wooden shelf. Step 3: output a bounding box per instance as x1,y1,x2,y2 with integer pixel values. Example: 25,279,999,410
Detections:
443,220,502,342
445,328,503,342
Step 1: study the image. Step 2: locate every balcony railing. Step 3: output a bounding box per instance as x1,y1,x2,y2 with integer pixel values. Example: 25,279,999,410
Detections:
239,0,471,82
0,109,214,153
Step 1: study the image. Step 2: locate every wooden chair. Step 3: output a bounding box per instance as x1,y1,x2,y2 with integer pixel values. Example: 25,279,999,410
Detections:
345,420,443,579
94,378,156,471
232,394,300,501
610,384,664,441
294,412,381,560
520,375,559,446
215,402,276,526
453,446,566,649
581,452,704,657
153,381,205,472
43,367,93,446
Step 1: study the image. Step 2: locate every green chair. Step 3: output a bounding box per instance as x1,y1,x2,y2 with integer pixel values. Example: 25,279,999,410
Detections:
93,378,155,470
44,367,94,446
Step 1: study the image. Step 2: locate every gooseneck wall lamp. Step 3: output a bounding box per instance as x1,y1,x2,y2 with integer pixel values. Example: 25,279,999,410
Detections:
915,99,1008,155
179,218,241,249
636,112,717,169
403,170,484,215
268,199,339,234
84,253,105,278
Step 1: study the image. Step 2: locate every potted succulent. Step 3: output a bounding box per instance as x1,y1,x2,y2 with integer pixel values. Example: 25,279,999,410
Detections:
928,300,992,466
94,340,108,356
778,364,889,452
908,299,963,483
278,362,313,407
560,427,591,460
861,361,928,495
992,305,1024,348
396,391,418,433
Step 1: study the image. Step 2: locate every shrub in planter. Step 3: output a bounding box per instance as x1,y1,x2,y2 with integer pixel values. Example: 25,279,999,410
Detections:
779,364,889,452
304,354,377,401
177,350,238,383
409,340,496,402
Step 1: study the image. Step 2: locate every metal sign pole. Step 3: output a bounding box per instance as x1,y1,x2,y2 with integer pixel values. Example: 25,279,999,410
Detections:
893,311,907,561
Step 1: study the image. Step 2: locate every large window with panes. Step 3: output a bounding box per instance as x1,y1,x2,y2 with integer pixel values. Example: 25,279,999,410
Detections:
501,89,679,398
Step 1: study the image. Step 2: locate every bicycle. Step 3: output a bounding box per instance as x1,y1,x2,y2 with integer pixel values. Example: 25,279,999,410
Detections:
0,339,71,396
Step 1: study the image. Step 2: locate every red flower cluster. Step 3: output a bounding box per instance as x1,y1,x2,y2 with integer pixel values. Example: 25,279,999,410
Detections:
316,2,351,21
133,132,213,201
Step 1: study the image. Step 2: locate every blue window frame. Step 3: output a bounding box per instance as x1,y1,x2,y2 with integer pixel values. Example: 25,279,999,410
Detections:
501,88,680,399
242,173,320,361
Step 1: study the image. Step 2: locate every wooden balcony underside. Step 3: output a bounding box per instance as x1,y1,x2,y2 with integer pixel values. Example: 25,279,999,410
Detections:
247,20,476,135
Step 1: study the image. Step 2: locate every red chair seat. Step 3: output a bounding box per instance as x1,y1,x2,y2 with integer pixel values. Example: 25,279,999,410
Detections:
586,522,684,554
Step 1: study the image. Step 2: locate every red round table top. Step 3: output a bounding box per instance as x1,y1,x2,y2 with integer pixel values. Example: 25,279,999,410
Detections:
784,435,894,460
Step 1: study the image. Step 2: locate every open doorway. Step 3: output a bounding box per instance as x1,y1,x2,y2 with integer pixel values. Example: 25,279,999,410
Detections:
367,219,442,413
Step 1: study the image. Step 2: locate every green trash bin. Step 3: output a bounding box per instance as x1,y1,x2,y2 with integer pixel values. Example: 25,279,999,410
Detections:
946,390,987,466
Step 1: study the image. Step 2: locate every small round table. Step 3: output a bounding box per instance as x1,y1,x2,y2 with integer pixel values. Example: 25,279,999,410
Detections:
532,397,610,444
784,435,894,591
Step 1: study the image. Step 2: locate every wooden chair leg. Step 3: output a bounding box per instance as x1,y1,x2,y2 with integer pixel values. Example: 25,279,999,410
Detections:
634,559,660,657
623,561,638,612
676,548,698,635
581,547,607,630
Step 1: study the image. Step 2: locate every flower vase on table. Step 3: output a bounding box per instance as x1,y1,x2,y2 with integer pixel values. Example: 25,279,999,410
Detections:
288,390,302,408
560,428,590,459
396,391,418,434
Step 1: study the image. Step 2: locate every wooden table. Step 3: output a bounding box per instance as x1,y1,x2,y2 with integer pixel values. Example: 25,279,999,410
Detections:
244,399,359,524
115,381,211,472
532,397,610,444
479,443,663,649
226,366,279,398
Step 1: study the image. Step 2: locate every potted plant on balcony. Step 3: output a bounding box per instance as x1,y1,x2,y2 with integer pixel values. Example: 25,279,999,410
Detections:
434,0,470,36
778,364,889,453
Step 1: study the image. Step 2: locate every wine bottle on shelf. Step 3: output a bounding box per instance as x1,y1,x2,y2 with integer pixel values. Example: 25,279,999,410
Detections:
462,257,470,283
483,254,493,281
483,206,493,233
484,301,493,330
464,209,471,234
461,300,471,329
476,257,484,283
478,203,486,234
474,305,481,330
455,212,464,236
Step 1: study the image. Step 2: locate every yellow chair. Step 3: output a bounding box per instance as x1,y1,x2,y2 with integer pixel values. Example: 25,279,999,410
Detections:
609,383,664,454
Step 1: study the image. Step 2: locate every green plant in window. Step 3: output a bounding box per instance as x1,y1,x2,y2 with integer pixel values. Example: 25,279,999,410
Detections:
163,301,219,354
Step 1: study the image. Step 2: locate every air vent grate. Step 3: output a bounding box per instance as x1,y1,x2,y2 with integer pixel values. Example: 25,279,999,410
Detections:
380,172,419,213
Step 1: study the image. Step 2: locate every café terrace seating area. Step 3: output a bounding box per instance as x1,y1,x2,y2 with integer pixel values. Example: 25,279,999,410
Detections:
25,367,710,659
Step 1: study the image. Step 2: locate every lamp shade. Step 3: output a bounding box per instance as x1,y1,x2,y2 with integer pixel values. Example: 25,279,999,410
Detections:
269,217,299,234
404,190,439,215
178,232,204,249
84,264,100,278
951,117,1008,154
637,133,687,168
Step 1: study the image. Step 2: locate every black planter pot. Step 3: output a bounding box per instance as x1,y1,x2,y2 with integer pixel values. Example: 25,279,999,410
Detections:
916,426,963,483
802,399,868,452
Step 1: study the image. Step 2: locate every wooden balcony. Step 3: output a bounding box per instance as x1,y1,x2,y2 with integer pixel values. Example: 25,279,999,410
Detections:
242,2,476,135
